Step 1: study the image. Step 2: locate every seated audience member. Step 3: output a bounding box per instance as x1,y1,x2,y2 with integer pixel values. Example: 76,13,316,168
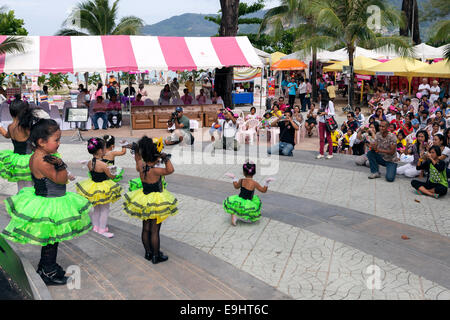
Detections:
435,110,446,130
305,103,318,137
354,106,365,127
397,130,429,178
396,131,407,154
418,109,429,130
131,93,144,106
196,89,207,104
138,84,148,97
267,110,299,156
340,128,355,154
411,146,448,198
211,91,224,106
292,106,304,128
366,120,398,182
341,112,359,134
369,107,386,123
181,88,193,105
278,97,287,111
245,107,260,121
328,129,342,154
271,104,283,118
160,84,172,104
355,122,379,166
390,112,403,131
433,133,450,166
92,96,108,130
106,94,122,128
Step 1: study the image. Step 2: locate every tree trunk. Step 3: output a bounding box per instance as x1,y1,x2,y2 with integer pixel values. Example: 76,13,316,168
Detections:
215,0,240,108
312,49,317,102
400,0,421,44
348,45,355,108
412,0,421,44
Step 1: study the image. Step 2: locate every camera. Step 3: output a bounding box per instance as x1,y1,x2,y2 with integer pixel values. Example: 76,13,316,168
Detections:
130,142,139,155
168,111,179,125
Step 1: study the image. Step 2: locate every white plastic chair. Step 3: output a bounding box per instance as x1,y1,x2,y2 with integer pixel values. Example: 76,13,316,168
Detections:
189,120,200,131
236,119,259,144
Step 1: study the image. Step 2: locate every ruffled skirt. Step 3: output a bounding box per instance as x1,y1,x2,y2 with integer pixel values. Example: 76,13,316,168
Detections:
1,187,92,246
0,150,32,182
123,189,178,224
75,179,122,206
223,195,262,222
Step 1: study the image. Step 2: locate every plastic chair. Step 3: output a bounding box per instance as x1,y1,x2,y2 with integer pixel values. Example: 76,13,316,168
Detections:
236,119,259,144
189,120,200,131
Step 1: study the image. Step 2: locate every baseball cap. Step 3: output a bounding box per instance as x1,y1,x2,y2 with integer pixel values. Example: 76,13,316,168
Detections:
411,119,419,126
175,106,183,112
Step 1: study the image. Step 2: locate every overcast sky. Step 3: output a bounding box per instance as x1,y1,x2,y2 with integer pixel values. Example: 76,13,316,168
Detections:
3,0,279,35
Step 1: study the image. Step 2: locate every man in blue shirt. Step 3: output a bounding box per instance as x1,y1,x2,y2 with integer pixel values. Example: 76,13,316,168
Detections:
287,78,298,107
281,78,288,96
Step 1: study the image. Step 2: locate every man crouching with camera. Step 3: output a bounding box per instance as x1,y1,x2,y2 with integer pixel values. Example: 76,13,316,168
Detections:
164,106,192,146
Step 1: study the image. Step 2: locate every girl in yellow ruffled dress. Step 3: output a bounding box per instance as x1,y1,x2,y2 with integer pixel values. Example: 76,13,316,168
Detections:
123,136,178,264
76,137,122,238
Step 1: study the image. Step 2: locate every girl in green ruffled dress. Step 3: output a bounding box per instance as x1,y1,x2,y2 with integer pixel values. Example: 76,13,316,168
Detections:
0,100,35,192
1,119,92,285
223,161,275,226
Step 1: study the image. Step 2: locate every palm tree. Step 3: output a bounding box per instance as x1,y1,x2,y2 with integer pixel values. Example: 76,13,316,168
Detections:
304,0,413,108
430,20,450,62
260,0,322,101
57,0,144,36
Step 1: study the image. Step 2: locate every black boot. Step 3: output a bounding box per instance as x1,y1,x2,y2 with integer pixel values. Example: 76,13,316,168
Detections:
151,251,168,264
144,251,153,261
37,264,68,286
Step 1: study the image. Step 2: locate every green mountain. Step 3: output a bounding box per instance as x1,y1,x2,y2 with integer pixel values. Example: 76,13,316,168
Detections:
141,11,266,37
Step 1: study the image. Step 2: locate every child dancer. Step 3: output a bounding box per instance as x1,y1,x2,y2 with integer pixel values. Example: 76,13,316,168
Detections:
102,135,126,182
2,119,92,285
0,100,35,191
76,138,122,238
128,137,167,192
123,136,178,264
223,161,275,226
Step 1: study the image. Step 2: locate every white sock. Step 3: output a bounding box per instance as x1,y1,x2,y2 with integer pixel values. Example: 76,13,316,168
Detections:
90,206,101,228
17,180,32,192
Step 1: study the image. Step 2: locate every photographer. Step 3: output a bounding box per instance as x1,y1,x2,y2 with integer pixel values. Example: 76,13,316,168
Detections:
267,109,299,157
214,108,239,151
164,106,192,145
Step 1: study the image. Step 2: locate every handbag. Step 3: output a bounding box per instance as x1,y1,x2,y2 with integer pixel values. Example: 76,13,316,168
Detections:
325,116,338,132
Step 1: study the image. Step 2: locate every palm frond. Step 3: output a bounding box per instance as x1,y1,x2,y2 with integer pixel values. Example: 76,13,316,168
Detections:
56,28,88,36
0,36,26,55
112,16,144,35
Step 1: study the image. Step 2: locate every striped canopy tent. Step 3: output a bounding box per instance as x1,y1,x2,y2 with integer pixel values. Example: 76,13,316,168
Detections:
0,35,263,73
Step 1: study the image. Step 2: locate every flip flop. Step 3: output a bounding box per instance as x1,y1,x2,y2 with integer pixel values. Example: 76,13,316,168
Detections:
415,190,423,195
433,194,440,199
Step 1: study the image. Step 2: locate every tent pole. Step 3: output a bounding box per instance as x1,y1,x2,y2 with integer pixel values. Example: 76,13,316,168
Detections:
129,75,132,136
360,80,364,103
259,67,263,115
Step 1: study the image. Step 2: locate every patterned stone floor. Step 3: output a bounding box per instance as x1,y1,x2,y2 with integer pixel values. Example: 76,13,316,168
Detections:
0,140,449,300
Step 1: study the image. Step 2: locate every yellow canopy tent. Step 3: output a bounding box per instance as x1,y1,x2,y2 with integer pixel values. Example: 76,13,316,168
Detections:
365,57,429,93
411,60,450,78
270,52,287,65
323,57,382,73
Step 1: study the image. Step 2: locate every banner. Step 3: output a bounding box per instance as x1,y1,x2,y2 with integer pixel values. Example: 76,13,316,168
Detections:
233,67,262,83
268,77,276,97
356,74,371,81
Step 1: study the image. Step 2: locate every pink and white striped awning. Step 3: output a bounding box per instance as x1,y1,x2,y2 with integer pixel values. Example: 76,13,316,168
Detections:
0,35,263,74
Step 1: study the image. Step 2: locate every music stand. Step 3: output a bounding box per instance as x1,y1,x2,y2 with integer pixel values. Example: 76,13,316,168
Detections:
65,108,89,142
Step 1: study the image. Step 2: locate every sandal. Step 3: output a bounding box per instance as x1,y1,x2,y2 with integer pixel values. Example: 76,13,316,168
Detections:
415,190,423,196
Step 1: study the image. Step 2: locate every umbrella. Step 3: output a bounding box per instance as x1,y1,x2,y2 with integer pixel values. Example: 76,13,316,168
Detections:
271,59,308,71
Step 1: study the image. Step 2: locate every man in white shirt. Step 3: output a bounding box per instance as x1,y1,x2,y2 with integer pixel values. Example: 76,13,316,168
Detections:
429,80,440,104
298,78,307,112
214,109,239,151
418,78,430,97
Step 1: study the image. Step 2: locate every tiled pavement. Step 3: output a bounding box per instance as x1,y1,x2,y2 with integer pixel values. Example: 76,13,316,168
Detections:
0,140,449,300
